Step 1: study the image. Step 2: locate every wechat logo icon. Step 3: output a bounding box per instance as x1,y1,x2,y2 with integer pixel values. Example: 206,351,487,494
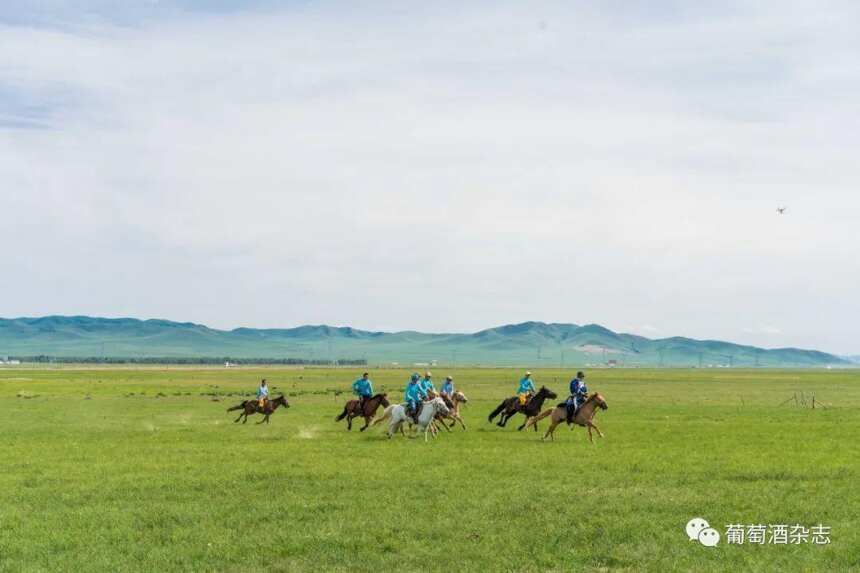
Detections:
686,517,720,547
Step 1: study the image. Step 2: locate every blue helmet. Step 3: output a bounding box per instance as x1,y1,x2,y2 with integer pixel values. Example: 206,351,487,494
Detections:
411,373,420,382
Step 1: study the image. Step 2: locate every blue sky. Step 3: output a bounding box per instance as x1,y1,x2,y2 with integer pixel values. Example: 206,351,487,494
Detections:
1,1,859,353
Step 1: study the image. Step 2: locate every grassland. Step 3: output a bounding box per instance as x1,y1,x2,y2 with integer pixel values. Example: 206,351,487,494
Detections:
0,367,858,572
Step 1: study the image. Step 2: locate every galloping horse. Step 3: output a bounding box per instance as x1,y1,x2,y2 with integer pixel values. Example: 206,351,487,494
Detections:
437,391,469,431
335,393,390,431
487,386,557,430
227,394,290,424
385,397,450,442
524,393,608,441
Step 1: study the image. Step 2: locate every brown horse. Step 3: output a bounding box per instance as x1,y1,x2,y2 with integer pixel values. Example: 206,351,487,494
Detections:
227,395,290,424
524,393,608,441
487,386,557,430
335,393,390,431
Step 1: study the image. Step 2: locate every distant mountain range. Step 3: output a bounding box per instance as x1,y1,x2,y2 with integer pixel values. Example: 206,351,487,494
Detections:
0,315,849,367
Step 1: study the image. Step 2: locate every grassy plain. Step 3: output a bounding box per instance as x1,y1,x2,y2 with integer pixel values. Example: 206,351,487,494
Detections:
0,367,858,572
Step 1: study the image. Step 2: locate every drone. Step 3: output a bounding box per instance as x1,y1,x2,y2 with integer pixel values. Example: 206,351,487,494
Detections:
777,206,787,215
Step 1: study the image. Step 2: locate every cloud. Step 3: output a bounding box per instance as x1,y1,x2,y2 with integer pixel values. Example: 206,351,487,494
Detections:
0,1,858,353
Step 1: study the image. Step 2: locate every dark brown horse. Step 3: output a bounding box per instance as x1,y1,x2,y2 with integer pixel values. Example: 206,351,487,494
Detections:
487,386,557,430
227,395,290,424
335,393,390,431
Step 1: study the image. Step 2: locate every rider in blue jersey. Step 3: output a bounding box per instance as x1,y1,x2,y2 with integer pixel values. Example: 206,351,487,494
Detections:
404,373,425,423
351,372,373,414
256,379,269,409
565,371,588,423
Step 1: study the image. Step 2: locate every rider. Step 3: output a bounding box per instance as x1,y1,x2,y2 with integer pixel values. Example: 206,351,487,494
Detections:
565,371,588,424
420,371,436,396
440,376,454,399
404,373,426,423
256,379,269,409
517,371,536,407
351,372,373,414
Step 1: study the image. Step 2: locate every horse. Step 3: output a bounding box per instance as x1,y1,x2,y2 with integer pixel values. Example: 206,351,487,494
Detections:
487,386,557,430
523,393,608,442
371,392,456,433
334,393,390,431
227,394,290,424
385,397,450,442
437,391,468,431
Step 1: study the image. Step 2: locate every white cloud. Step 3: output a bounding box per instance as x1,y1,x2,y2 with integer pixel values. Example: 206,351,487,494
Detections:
1,1,858,353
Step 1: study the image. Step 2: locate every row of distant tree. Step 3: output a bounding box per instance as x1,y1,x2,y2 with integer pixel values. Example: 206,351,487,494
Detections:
6,356,368,366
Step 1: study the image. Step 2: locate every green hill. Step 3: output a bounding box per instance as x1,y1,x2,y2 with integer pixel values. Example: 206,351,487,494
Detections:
0,316,847,367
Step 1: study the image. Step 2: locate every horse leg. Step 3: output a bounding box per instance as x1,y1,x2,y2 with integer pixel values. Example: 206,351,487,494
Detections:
457,414,466,430
234,412,244,423
372,408,390,427
589,421,604,439
359,416,372,432
587,425,594,443
346,414,353,431
543,420,559,441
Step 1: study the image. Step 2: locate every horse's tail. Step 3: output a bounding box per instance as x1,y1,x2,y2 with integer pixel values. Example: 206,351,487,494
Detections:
227,401,247,412
533,409,553,423
488,400,507,422
335,406,349,422
371,405,395,427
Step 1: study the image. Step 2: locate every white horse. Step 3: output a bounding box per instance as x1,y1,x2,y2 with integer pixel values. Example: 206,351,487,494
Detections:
385,397,450,442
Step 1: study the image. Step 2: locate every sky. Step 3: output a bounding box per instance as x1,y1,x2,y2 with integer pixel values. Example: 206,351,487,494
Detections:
1,1,859,354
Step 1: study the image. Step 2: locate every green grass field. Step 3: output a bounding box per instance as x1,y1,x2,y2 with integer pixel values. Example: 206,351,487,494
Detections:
1,367,858,572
